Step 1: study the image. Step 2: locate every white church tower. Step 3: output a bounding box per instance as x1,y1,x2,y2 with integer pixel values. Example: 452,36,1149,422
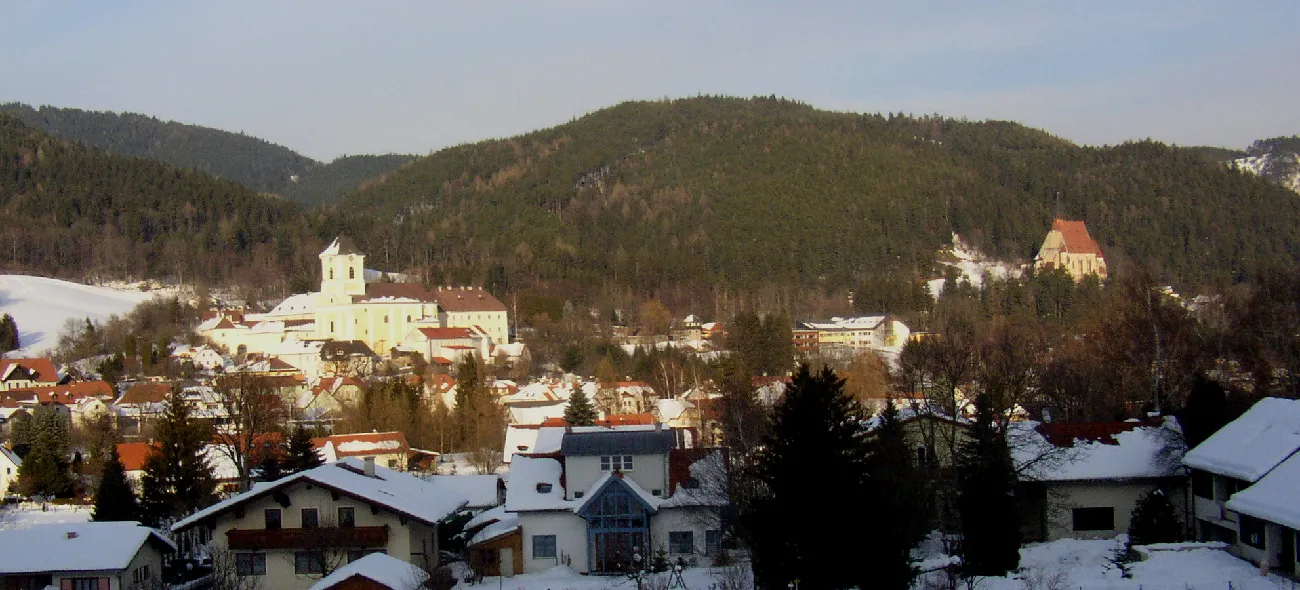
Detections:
319,236,366,302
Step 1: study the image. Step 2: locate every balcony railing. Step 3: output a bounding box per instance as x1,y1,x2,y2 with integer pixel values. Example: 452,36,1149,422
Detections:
226,526,389,550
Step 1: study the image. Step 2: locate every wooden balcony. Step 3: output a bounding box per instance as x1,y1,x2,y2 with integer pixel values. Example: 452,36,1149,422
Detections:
226,525,389,550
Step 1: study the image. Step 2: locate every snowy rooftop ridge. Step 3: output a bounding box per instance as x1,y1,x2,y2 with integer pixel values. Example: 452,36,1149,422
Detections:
1225,449,1300,530
1012,418,1185,482
1182,397,1300,482
309,552,428,590
0,521,175,574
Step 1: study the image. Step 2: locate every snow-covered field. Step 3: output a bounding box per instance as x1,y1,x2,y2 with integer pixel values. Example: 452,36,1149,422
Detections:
930,234,1025,298
0,275,156,356
0,504,92,530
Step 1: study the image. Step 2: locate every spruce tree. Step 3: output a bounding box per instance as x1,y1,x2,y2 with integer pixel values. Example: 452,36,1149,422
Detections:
92,445,140,522
866,398,926,590
139,385,215,527
956,393,1021,576
563,387,599,426
282,426,323,473
740,364,873,590
15,406,72,497
0,313,18,352
1128,489,1181,546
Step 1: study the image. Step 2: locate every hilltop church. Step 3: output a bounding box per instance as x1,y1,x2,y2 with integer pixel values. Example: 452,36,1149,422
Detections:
201,237,508,362
1033,218,1108,282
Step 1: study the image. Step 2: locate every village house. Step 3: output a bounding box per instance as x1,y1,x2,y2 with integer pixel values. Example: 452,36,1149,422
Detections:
794,315,910,355
1183,397,1300,576
0,445,20,498
505,425,726,576
1,380,116,427
1033,218,1109,281
313,432,411,472
1013,418,1186,542
0,522,175,590
401,326,491,366
319,341,378,377
0,358,60,392
171,458,468,590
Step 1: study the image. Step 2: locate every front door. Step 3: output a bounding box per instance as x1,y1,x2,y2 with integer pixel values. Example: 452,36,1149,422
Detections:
499,548,514,577
592,531,646,573
1280,529,1296,576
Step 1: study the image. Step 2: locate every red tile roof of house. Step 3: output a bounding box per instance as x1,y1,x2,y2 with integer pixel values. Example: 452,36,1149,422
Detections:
1051,219,1103,256
117,442,157,472
416,327,475,340
117,382,172,405
5,381,114,404
0,358,59,383
1035,420,1155,448
539,414,659,428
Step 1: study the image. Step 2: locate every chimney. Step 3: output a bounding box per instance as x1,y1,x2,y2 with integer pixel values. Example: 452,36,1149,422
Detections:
363,456,376,477
655,422,663,432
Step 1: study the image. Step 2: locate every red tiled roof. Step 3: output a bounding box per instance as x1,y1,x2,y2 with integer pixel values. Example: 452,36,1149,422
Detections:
1051,219,1103,256
117,383,172,405
117,442,158,472
539,414,659,428
313,431,410,458
359,283,440,303
0,358,59,383
5,381,113,404
434,287,507,313
415,327,475,340
1035,421,1148,448
430,357,453,365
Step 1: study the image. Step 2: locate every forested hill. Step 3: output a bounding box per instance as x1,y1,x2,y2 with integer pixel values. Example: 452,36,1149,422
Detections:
0,115,319,292
0,103,413,205
334,96,1300,295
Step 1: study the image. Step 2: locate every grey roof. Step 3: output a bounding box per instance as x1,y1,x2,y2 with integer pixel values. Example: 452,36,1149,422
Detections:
560,429,675,456
332,236,363,255
320,340,375,360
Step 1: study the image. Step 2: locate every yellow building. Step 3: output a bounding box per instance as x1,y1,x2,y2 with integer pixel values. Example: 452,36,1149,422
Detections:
1034,218,1108,282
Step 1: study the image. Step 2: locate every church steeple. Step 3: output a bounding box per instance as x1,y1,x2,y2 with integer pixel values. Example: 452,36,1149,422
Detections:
319,237,366,298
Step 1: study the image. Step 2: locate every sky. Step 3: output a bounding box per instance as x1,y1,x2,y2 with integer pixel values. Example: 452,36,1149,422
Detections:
2,1,1297,162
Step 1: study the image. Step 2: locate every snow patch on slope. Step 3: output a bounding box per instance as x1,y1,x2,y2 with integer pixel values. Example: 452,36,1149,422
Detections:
1233,153,1300,194
0,275,154,356
928,234,1025,298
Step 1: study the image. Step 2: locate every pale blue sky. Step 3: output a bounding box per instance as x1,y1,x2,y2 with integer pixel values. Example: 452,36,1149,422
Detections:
2,1,1296,161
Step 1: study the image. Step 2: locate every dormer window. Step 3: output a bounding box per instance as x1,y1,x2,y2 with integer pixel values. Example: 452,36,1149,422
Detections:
600,455,633,472
536,483,553,493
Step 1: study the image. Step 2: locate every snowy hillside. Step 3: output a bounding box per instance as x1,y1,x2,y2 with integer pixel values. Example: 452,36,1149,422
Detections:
1233,153,1300,194
0,275,154,356
928,234,1025,298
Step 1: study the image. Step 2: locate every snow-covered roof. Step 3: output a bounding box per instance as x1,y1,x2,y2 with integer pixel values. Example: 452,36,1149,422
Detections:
504,456,574,512
1182,397,1300,482
655,398,691,422
465,506,520,546
173,458,467,531
309,552,427,590
427,474,502,509
503,425,542,463
266,293,318,317
1012,419,1184,482
0,522,175,574
802,315,887,330
508,401,568,425
1226,450,1300,530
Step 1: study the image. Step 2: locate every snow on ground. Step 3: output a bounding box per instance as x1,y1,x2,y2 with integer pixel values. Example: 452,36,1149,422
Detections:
0,275,156,356
929,234,1025,298
917,536,1290,590
456,563,748,590
0,504,93,530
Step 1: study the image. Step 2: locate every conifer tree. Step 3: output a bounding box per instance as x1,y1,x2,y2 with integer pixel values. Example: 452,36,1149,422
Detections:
563,387,599,426
866,398,926,590
740,364,874,590
14,406,72,497
1128,489,1181,546
92,445,139,522
139,385,215,527
0,313,19,352
956,393,1021,577
282,425,323,473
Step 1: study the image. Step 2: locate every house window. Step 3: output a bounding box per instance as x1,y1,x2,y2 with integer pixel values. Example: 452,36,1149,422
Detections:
132,564,151,584
536,483,553,493
533,534,557,559
330,321,335,332
301,508,319,529
387,459,399,469
236,553,266,576
668,531,694,554
384,315,389,323
681,477,700,490
68,578,103,590
264,508,281,530
705,530,723,555
338,507,355,528
349,267,355,279
348,549,383,562
1192,470,1214,499
574,491,584,498
916,445,929,467
1071,507,1115,532
1240,515,1266,549
600,455,634,472
329,269,334,280
295,551,326,574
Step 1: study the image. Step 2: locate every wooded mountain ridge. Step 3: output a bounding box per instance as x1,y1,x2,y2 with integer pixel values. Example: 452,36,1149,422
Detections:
2,97,1299,314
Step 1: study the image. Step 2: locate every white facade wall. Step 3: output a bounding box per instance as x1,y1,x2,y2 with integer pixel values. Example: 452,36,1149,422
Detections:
563,454,669,499
209,482,438,590
1046,481,1161,541
649,507,721,562
517,512,588,574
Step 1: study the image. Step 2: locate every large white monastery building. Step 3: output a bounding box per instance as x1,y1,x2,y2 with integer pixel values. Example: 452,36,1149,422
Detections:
200,237,508,365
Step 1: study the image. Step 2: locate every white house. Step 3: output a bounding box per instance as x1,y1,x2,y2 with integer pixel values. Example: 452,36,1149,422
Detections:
1012,418,1186,542
1183,397,1300,575
172,458,467,590
0,522,175,590
505,426,726,576
0,445,20,498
